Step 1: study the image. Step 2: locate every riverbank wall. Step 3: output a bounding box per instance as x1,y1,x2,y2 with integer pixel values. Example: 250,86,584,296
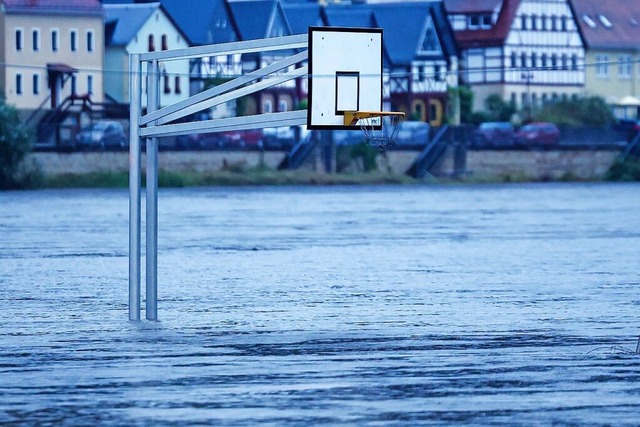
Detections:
31,147,621,182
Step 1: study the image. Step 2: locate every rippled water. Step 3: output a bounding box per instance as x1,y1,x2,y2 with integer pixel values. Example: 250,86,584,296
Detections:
1,183,640,425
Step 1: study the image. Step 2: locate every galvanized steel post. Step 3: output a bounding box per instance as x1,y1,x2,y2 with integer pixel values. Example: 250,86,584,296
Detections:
128,53,141,321
146,59,160,321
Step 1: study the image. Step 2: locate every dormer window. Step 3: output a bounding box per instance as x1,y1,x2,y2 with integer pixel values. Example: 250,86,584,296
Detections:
598,14,612,28
582,15,596,28
468,14,491,30
148,34,155,52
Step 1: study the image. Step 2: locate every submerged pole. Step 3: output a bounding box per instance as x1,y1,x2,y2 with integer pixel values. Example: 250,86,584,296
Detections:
128,53,141,321
145,59,160,321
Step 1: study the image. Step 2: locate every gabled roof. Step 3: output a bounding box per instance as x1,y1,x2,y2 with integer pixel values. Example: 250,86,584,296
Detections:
160,0,239,45
228,0,291,41
444,0,521,48
104,3,159,47
323,4,375,28
570,0,640,50
281,2,324,35
1,0,102,15
371,2,457,66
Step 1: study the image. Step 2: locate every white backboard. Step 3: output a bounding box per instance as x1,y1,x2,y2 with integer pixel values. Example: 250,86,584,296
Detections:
307,27,383,130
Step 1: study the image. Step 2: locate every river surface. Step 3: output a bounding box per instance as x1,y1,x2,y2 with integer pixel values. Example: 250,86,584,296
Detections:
1,183,640,425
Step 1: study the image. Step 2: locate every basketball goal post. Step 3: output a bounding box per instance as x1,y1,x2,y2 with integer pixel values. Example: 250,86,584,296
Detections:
129,27,401,320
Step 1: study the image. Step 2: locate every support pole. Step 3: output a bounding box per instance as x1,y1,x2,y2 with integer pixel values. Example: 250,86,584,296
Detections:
128,54,142,321
146,59,160,321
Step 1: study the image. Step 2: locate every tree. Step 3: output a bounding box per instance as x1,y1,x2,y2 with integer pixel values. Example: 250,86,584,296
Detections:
532,95,614,126
0,94,36,189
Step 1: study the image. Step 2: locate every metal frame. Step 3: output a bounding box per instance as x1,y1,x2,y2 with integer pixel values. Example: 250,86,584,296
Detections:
129,35,308,321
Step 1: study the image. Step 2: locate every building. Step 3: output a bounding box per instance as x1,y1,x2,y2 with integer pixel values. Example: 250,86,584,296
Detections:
104,2,190,109
0,0,105,111
570,0,640,120
444,0,585,115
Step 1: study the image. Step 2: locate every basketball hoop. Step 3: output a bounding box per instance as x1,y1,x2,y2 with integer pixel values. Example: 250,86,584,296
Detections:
344,111,405,150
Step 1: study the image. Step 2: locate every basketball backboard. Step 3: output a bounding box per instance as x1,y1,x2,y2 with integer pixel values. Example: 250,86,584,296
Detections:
307,27,383,130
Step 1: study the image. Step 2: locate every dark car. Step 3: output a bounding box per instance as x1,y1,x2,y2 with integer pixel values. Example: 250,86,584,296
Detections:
473,122,515,147
76,120,127,150
175,132,226,150
515,122,560,147
394,121,430,149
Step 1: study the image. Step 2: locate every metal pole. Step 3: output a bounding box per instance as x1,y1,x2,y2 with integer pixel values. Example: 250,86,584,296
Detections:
128,53,142,321
146,59,159,320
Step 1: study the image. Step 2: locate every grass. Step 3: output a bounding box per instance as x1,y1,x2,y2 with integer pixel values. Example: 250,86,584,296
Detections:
42,168,419,189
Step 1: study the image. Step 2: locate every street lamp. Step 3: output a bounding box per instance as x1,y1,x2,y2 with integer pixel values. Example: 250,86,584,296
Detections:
521,71,533,122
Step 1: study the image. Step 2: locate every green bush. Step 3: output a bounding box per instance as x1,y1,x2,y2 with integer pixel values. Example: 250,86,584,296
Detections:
532,95,614,126
605,158,640,181
0,94,38,189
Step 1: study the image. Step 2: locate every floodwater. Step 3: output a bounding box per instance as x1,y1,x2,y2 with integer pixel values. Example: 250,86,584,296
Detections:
1,183,639,425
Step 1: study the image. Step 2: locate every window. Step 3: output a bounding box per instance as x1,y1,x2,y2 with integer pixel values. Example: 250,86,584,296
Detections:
16,29,23,51
51,30,58,51
435,64,444,82
521,52,527,68
561,16,568,31
541,15,547,31
161,34,168,50
521,14,528,30
264,99,273,113
531,15,537,31
619,55,632,78
71,76,77,95
551,15,558,31
87,31,94,52
551,54,558,69
33,74,39,95
163,73,170,94
70,30,77,51
148,34,155,52
174,76,181,94
511,52,517,68
278,99,288,112
16,74,23,95
541,54,547,69
87,75,93,94
32,29,39,51
596,54,609,77
468,14,492,30
419,23,439,53
562,54,568,70
531,53,537,69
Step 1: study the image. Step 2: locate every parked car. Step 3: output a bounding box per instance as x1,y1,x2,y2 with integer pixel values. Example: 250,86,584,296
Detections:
175,132,226,150
263,127,295,149
76,120,127,149
472,121,515,147
394,121,430,149
222,129,264,149
515,122,560,147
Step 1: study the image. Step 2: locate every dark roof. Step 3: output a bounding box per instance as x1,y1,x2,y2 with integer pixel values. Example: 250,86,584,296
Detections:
227,0,279,40
444,0,502,14
104,3,158,46
371,2,457,66
1,0,102,15
445,0,521,48
570,0,640,50
323,4,375,28
281,2,324,35
160,0,239,45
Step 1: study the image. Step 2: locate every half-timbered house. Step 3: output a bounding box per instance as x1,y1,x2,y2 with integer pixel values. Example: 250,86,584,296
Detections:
445,0,585,115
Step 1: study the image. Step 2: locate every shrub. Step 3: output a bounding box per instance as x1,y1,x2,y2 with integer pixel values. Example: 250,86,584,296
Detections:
0,94,37,189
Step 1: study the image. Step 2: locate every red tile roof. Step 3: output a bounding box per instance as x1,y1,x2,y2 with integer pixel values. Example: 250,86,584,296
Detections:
445,0,521,49
1,0,102,13
570,0,640,50
444,0,502,14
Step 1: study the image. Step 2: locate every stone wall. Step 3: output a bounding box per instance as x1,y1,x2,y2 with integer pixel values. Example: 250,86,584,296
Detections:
31,148,620,181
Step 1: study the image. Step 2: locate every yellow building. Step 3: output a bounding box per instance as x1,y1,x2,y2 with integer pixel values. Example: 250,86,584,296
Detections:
0,0,104,111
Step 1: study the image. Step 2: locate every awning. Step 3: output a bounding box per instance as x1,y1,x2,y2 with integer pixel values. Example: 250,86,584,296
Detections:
47,63,78,75
615,95,640,106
